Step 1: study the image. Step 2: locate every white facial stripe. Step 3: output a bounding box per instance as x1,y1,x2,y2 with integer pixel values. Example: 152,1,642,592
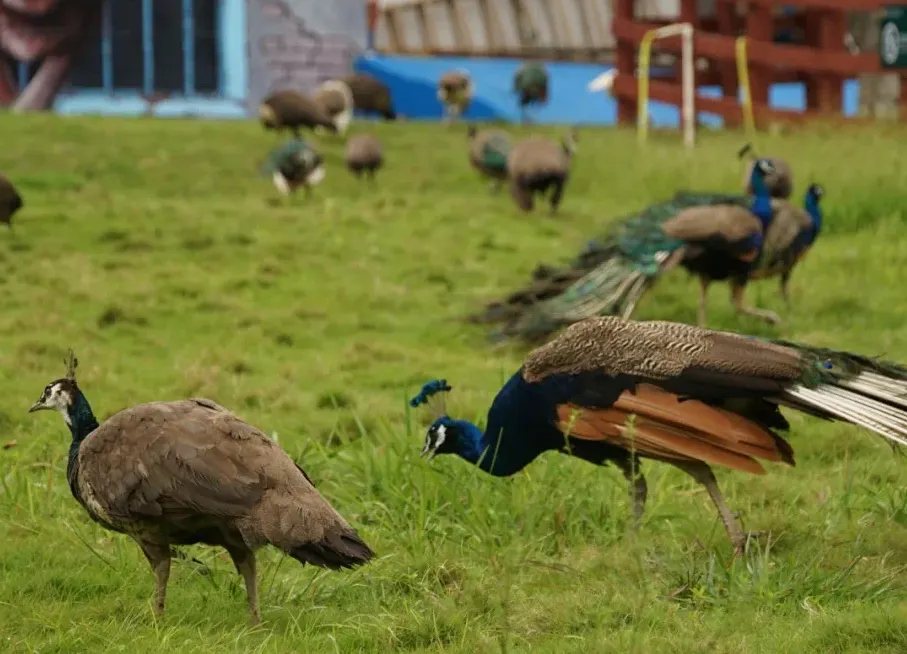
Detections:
433,424,447,449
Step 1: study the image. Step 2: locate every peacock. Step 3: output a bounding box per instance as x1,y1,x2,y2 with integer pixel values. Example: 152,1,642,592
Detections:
738,143,793,200
749,183,824,308
260,139,325,197
513,62,549,124
413,316,907,554
467,126,512,193
28,352,374,623
473,158,779,341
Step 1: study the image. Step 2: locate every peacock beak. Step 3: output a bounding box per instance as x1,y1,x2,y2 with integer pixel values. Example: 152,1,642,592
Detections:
28,400,45,413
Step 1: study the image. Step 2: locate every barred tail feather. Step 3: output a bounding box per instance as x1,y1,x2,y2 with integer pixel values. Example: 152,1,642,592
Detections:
780,372,907,448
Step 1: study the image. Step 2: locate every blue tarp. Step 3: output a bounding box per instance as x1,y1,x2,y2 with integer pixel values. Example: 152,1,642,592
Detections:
354,53,862,127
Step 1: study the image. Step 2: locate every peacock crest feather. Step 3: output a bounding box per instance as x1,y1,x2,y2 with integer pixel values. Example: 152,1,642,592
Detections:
409,379,453,418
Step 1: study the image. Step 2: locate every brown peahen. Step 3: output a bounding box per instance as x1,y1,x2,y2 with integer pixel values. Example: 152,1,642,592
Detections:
28,352,374,624
472,159,787,342
259,89,338,138
438,69,473,123
467,125,512,193
0,173,23,229
314,79,355,136
413,316,907,554
346,134,384,181
342,73,397,120
507,130,577,214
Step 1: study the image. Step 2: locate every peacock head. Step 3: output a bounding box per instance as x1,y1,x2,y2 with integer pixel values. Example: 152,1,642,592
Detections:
806,183,824,203
28,350,80,421
410,379,456,460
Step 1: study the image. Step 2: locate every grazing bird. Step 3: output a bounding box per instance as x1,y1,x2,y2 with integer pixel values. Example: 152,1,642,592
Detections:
739,143,793,199
467,125,512,193
414,317,907,554
473,159,779,341
260,140,326,197
259,89,338,138
507,130,577,214
438,69,473,123
0,173,23,229
342,73,397,121
28,352,374,624
314,79,355,136
345,134,384,181
513,62,549,124
749,183,824,308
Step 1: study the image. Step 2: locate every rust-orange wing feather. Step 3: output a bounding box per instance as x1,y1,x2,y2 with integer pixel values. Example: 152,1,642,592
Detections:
556,384,795,475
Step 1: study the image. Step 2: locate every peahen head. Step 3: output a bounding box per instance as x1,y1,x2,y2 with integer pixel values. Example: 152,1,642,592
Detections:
28,350,82,424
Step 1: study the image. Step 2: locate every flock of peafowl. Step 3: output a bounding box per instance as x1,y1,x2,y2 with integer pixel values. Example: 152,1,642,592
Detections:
4,61,907,627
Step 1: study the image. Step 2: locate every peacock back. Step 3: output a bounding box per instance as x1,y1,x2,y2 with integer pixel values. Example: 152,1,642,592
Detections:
514,63,549,96
481,133,512,172
261,140,315,178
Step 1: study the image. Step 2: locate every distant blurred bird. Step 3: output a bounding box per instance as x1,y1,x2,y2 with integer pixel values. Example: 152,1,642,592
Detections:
513,62,549,124
507,130,577,214
342,73,397,121
438,69,473,123
749,183,824,309
314,79,355,136
467,125,512,193
28,351,374,623
738,143,793,199
259,89,338,138
414,316,907,554
345,134,384,181
472,159,779,341
0,173,23,229
261,140,325,197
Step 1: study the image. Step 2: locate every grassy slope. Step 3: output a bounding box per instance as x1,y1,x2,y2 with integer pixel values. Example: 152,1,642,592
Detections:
0,113,906,653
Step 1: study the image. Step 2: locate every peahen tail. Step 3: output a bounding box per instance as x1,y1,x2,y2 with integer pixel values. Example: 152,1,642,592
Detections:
773,341,907,448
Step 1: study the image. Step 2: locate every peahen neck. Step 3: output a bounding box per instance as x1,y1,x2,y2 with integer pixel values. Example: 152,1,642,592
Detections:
66,391,100,451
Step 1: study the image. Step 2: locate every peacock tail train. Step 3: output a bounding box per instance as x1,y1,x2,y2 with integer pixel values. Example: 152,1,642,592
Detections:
470,191,754,342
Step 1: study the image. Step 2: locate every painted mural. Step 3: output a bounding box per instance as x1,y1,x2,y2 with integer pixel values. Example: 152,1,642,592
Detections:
246,0,367,113
0,0,102,110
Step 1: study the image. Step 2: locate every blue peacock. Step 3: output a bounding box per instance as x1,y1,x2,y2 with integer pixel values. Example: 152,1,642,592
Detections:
472,156,824,342
412,316,907,554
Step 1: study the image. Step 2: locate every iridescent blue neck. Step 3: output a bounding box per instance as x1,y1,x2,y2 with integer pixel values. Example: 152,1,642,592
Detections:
749,174,773,226
805,192,822,231
446,419,489,467
67,391,100,447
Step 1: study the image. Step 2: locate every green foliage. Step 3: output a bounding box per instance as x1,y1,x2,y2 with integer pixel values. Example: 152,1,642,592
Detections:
0,114,905,652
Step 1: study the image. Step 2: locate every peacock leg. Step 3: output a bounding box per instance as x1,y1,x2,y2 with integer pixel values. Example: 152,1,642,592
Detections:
730,281,781,325
779,270,793,310
614,455,648,529
549,180,565,215
226,545,260,625
138,541,173,616
670,461,752,555
697,276,711,327
489,179,503,194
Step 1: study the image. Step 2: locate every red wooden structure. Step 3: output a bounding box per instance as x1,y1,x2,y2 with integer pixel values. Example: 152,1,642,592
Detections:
613,0,907,127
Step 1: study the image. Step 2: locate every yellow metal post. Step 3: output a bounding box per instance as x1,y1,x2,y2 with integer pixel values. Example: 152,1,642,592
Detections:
735,36,756,137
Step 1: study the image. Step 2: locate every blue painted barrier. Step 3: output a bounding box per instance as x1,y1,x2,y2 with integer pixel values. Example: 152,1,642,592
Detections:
355,53,862,127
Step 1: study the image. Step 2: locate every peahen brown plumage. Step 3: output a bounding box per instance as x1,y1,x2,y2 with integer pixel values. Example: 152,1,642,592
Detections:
738,143,793,199
472,159,786,341
438,69,473,123
342,73,397,121
314,79,355,136
507,130,577,214
513,62,549,124
346,134,384,181
0,173,23,229
414,316,907,554
28,352,374,623
467,125,512,193
259,89,338,138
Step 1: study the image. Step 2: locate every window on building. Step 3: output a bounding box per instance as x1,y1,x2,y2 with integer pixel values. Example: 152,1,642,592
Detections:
69,0,220,95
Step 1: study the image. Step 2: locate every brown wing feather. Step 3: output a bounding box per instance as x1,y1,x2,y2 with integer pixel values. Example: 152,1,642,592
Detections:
661,205,762,243
557,384,794,474
753,201,812,275
522,317,805,384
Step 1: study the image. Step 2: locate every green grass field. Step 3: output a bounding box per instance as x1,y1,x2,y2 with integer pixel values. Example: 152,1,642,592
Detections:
0,113,906,653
